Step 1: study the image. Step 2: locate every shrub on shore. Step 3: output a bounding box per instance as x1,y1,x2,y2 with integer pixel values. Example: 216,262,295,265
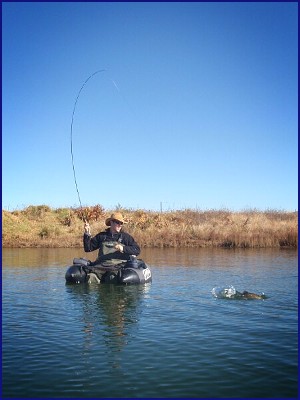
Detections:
2,205,298,249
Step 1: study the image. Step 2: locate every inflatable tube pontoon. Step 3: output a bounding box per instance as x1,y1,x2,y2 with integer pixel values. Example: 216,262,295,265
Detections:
65,257,152,285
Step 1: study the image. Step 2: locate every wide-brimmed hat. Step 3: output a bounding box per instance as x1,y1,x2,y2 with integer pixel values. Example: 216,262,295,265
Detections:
105,212,127,226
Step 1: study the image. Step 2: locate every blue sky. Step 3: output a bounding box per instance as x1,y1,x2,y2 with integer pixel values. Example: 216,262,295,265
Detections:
2,2,298,212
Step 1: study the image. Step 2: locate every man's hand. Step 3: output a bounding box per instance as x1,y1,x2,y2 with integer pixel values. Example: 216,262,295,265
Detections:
115,243,124,253
84,222,91,235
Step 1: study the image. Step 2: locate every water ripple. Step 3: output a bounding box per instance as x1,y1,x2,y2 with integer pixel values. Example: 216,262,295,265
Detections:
2,248,298,398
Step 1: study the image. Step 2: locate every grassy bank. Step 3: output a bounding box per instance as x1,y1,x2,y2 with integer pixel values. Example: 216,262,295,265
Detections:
2,205,298,249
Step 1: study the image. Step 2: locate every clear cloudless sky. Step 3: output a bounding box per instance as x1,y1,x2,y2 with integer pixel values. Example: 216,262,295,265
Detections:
2,2,298,212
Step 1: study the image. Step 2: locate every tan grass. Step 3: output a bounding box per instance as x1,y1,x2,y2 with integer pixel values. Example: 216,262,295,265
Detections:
2,206,298,248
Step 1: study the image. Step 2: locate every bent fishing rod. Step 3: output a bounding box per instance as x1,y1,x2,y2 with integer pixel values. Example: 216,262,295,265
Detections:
70,69,124,222
70,70,106,222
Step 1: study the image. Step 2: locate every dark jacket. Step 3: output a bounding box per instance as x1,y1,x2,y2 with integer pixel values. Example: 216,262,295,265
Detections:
83,228,140,260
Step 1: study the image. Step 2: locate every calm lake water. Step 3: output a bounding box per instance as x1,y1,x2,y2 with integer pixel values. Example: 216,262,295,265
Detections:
2,247,298,398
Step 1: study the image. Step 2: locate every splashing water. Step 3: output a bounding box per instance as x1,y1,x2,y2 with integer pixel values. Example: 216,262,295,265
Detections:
212,286,237,299
211,286,267,300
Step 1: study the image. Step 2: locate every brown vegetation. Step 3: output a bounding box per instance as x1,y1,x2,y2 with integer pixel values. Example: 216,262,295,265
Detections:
2,205,298,249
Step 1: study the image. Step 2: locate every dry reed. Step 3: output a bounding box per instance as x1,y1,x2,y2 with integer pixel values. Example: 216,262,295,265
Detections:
2,205,298,249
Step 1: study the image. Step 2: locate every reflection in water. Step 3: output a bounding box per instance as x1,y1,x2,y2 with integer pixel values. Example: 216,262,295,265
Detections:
2,248,88,267
65,283,151,369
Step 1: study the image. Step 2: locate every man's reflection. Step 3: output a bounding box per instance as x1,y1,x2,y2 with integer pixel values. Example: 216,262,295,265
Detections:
65,283,150,366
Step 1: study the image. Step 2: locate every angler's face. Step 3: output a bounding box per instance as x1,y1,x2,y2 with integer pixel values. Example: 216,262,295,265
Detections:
110,219,123,233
